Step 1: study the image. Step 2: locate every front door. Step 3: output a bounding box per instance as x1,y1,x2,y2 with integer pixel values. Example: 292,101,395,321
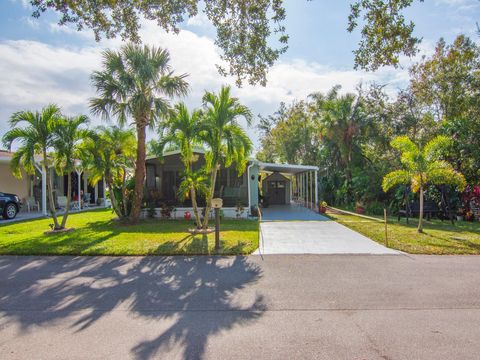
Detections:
268,181,286,205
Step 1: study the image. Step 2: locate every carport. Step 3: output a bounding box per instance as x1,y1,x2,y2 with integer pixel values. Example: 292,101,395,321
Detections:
258,162,319,211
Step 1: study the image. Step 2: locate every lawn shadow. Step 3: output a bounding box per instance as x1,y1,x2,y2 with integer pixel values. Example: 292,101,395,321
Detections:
0,255,265,359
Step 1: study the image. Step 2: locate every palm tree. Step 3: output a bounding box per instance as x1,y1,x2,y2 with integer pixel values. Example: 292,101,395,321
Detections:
200,86,253,229
80,126,136,219
2,105,62,229
160,103,204,227
177,168,209,227
310,86,368,204
90,43,189,223
382,135,466,232
52,115,90,229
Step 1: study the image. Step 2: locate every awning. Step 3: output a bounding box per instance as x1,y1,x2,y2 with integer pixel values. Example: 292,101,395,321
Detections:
257,161,318,174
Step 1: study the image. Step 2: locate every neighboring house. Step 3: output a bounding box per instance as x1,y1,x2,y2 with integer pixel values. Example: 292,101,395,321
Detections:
145,149,319,218
0,150,31,200
0,150,106,215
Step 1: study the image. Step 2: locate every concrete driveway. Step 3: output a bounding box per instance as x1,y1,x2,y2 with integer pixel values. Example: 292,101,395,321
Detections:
258,205,398,255
1,255,480,360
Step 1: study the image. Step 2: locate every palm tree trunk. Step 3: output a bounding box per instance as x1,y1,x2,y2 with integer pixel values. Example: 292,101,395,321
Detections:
60,172,72,229
44,151,60,230
418,185,424,233
191,187,202,229
130,123,147,223
107,178,123,219
121,166,128,217
187,163,202,228
202,165,218,229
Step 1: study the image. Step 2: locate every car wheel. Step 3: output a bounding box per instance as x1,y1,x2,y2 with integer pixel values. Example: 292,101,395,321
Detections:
4,203,17,219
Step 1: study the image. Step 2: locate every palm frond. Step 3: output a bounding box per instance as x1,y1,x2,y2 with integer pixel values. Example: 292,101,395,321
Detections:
390,135,419,155
423,135,451,161
381,169,411,192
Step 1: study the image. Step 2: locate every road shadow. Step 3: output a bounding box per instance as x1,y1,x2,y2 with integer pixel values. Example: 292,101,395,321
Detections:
0,255,265,359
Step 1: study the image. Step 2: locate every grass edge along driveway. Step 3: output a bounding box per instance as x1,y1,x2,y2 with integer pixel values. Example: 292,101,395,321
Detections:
0,209,259,256
327,211,480,255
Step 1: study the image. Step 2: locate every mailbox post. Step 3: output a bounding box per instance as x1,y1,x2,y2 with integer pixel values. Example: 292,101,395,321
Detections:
211,198,223,251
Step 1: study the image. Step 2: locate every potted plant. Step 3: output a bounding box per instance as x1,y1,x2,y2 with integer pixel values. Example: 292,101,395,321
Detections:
319,201,327,213
355,201,365,215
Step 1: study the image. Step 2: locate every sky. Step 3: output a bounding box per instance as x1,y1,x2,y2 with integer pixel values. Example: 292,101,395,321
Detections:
0,0,479,151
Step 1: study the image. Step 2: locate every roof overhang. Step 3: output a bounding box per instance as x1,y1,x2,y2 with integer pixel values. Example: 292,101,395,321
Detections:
146,148,206,161
256,161,318,175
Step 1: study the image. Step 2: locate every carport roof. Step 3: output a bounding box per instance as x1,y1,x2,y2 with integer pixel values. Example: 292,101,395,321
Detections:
257,161,318,174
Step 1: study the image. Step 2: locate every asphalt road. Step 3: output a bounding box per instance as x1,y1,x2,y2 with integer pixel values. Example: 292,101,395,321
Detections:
1,254,480,359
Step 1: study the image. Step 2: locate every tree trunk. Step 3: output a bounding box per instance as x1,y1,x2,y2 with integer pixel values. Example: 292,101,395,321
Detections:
191,187,202,229
107,178,123,219
60,171,72,229
418,185,424,233
202,165,218,229
44,151,60,230
121,166,128,217
129,123,147,223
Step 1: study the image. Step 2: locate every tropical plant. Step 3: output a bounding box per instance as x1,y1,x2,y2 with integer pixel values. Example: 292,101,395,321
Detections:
52,114,90,229
90,43,189,222
160,103,205,227
310,86,369,204
200,85,253,230
382,135,466,232
177,168,209,227
2,104,62,229
79,126,136,219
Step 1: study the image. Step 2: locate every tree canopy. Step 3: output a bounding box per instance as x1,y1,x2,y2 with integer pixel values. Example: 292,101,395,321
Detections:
29,0,445,85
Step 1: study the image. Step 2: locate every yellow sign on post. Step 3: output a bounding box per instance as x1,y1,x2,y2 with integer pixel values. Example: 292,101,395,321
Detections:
212,198,223,209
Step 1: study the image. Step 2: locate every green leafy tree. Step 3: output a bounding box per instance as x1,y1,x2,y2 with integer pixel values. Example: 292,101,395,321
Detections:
30,0,287,86
2,105,62,229
311,86,369,203
29,0,451,82
177,168,209,227
52,115,90,229
200,86,253,230
348,0,424,71
159,103,205,227
382,135,466,232
80,126,137,219
90,43,189,223
410,35,480,122
409,35,480,182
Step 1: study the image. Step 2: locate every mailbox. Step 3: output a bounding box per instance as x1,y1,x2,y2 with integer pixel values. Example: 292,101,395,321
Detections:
211,198,223,209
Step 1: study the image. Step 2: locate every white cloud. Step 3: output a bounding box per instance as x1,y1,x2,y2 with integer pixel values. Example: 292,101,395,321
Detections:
0,20,427,149
186,12,211,28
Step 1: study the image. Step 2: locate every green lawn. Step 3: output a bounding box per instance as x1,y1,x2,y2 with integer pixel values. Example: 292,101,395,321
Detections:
0,209,259,256
328,211,480,254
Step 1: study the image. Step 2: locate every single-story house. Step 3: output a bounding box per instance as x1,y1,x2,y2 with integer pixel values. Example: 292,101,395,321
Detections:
1,148,319,218
0,150,106,215
144,149,319,218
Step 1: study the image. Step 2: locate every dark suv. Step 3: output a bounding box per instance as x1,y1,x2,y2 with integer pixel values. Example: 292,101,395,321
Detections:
0,192,22,219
